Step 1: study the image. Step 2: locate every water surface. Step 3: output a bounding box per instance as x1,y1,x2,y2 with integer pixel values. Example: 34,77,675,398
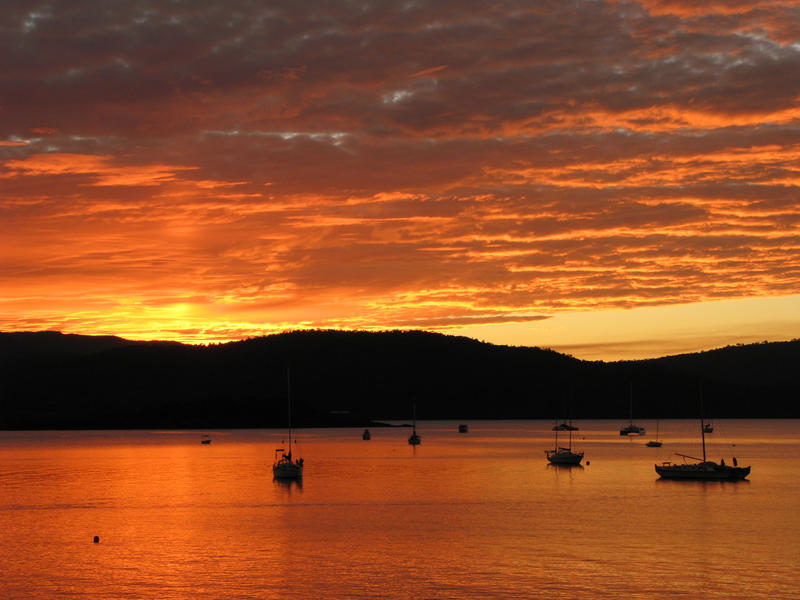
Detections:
1,420,798,599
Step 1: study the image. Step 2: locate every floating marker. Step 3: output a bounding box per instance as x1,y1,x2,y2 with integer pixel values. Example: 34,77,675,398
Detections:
93,536,99,543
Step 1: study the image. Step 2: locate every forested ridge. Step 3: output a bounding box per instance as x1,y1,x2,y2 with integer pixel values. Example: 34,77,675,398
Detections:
1,330,798,429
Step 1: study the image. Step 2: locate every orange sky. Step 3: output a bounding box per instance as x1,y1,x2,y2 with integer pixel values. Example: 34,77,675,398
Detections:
2,1,799,360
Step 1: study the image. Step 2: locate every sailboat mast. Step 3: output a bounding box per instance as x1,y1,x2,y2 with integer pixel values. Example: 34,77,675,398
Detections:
699,382,706,462
287,366,292,456
629,382,633,425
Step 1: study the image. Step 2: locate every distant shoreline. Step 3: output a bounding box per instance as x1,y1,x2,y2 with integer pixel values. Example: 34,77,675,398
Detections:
1,417,794,433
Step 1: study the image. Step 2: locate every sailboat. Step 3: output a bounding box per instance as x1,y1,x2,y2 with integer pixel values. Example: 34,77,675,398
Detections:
546,418,584,465
655,387,749,480
273,368,304,479
408,401,421,445
552,422,579,431
619,383,646,436
646,420,662,447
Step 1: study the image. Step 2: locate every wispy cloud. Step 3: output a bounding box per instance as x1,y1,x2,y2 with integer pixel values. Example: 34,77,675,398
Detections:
2,0,799,353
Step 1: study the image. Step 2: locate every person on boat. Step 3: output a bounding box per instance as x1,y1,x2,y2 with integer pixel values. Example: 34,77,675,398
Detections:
721,458,725,466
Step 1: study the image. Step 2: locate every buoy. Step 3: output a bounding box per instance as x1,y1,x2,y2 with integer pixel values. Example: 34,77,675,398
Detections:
586,460,590,465
93,536,99,544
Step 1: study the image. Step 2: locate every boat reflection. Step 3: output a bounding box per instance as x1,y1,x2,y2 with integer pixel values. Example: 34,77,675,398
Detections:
547,463,584,471
273,478,303,493
655,477,750,487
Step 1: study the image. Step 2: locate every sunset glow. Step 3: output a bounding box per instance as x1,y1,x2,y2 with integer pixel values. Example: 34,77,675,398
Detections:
2,1,800,359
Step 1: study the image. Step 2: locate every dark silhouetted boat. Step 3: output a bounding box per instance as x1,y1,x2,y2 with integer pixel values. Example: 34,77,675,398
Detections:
200,434,211,445
646,420,662,447
546,419,583,465
655,392,749,480
362,428,371,440
620,383,646,436
273,368,303,480
552,422,579,431
458,424,468,433
408,401,421,445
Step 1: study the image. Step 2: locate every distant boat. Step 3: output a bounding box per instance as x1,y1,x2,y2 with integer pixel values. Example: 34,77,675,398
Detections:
408,401,421,445
200,434,212,445
620,383,646,436
273,368,303,480
655,388,749,481
646,420,662,447
458,424,468,433
362,428,371,440
552,422,579,431
546,418,583,465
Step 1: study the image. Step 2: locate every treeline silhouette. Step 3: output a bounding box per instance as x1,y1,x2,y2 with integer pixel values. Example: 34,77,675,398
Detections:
1,330,798,429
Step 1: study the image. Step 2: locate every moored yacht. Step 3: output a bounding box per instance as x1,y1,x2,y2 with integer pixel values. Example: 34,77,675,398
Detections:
620,423,646,435
620,383,645,436
408,401,421,445
655,390,749,480
552,422,579,431
655,455,749,480
646,420,662,447
273,368,303,480
273,449,304,479
546,419,583,465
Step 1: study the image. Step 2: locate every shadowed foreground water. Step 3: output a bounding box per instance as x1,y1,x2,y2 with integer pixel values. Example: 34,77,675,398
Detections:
1,420,798,599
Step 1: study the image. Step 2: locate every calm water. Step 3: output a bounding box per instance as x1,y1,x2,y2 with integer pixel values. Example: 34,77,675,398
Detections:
1,420,798,599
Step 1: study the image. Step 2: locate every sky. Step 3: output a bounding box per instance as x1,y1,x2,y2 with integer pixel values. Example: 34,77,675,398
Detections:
2,0,800,361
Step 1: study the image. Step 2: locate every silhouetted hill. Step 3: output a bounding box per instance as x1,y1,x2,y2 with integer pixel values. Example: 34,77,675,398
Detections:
1,330,798,429
0,331,139,360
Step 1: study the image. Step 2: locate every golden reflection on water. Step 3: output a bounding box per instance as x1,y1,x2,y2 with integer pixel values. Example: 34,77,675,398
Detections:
1,421,799,599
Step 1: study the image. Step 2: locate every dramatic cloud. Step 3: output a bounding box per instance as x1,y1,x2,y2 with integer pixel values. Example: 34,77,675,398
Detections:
2,0,799,356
